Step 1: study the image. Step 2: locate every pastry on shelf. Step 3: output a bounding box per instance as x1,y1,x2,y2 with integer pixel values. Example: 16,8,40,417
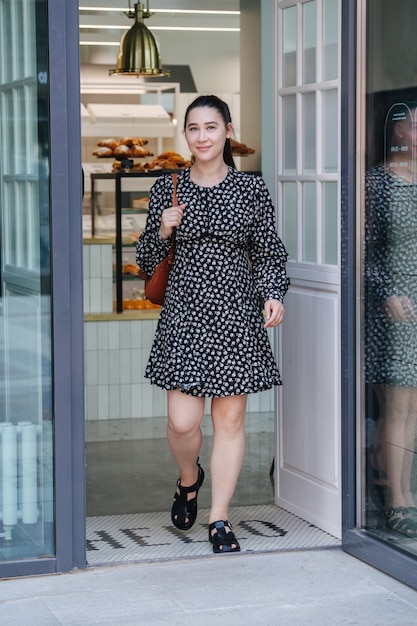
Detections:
97,138,118,150
132,161,147,170
230,138,255,155
113,144,132,157
119,137,149,147
130,145,154,157
122,263,140,275
92,136,151,158
92,146,113,157
145,151,192,170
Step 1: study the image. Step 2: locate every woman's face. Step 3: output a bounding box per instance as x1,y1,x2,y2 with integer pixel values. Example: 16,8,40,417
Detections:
393,108,417,155
184,106,232,164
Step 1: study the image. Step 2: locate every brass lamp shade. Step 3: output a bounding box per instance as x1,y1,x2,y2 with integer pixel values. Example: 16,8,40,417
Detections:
109,3,169,77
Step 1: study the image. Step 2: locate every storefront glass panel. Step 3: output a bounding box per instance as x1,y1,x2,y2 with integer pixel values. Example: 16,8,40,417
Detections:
0,0,54,560
361,0,417,559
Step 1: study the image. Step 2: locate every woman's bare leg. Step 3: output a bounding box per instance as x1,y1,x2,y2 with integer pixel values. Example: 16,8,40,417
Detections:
377,385,417,509
167,390,205,529
209,394,247,524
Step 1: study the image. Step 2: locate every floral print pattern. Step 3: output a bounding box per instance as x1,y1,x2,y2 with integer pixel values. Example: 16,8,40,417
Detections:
365,165,417,386
136,167,289,397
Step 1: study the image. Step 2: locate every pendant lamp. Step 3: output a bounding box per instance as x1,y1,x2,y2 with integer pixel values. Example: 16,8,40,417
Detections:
109,1,169,77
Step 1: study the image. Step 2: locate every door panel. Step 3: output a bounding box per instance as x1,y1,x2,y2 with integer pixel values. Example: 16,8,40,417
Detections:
278,282,340,537
273,0,341,538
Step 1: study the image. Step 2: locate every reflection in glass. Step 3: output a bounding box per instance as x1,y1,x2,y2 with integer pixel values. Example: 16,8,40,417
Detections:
282,182,297,260
365,101,417,546
282,6,297,88
282,95,297,174
0,0,54,561
302,92,316,173
303,1,316,84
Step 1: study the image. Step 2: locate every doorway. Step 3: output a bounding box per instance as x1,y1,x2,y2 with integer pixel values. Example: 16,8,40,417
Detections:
81,0,341,565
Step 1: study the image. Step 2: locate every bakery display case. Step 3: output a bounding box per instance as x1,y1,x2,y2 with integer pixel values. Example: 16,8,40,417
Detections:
88,170,170,314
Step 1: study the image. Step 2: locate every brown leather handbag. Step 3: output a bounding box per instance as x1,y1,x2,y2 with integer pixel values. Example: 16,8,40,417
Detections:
142,173,178,306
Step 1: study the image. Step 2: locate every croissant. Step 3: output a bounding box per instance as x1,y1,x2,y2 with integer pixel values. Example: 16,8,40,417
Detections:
122,263,140,275
114,145,131,156
130,145,154,157
119,137,149,147
97,138,118,150
93,146,113,157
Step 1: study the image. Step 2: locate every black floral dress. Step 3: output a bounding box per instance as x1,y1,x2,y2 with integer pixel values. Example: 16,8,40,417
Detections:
136,167,289,397
365,165,417,386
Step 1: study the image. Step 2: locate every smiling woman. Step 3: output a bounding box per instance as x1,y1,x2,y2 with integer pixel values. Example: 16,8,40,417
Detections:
136,94,289,553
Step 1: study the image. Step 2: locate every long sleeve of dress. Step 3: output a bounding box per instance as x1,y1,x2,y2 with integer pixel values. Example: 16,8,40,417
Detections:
248,177,290,303
136,176,174,276
365,168,396,302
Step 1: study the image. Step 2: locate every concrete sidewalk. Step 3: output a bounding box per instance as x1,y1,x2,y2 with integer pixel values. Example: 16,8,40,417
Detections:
1,548,417,625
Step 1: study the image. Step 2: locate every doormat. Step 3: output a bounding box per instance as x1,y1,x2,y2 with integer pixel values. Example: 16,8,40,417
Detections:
86,504,340,565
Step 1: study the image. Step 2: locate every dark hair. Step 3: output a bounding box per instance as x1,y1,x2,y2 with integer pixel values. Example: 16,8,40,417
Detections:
184,95,236,168
384,101,417,146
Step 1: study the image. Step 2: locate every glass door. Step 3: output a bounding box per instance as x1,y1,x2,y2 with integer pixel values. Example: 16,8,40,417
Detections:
0,0,54,561
356,0,417,578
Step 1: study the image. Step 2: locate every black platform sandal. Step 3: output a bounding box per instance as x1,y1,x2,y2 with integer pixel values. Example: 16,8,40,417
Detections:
386,507,417,538
171,460,205,531
208,520,241,553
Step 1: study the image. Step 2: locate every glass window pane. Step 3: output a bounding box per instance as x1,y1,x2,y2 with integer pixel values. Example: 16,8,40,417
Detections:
323,0,339,81
282,182,297,260
0,0,54,561
1,1,12,82
302,92,316,173
303,1,316,84
362,0,417,562
323,89,338,173
322,182,338,265
282,6,297,88
302,182,316,262
282,95,297,174
14,0,25,80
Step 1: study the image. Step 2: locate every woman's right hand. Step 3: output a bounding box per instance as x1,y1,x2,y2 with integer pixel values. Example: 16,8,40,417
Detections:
383,294,417,322
159,203,186,240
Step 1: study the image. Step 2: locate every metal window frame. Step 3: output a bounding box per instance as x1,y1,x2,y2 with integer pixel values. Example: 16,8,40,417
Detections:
340,0,417,590
0,0,85,578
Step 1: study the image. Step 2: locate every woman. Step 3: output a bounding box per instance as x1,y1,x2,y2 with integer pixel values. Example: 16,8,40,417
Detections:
136,95,289,553
365,101,417,538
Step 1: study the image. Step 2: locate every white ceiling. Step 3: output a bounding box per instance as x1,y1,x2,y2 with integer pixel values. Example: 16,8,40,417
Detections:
79,0,241,93
79,0,240,46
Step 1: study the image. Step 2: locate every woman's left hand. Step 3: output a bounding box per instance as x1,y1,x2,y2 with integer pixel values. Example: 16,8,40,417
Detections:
264,299,285,328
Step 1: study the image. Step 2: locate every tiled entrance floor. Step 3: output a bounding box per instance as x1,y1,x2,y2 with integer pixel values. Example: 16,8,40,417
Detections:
86,504,340,565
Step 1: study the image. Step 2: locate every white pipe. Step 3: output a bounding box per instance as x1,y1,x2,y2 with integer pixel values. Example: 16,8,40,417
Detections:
19,422,38,524
1,424,18,534
42,421,54,523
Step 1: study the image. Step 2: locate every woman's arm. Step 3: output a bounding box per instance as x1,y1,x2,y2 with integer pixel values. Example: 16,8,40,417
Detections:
136,176,175,276
248,177,290,305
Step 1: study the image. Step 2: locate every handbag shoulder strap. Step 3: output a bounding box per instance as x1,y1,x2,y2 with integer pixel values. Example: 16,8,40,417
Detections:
171,172,178,205
169,173,178,251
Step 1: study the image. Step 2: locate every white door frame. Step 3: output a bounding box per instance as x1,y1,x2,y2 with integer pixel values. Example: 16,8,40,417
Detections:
262,0,342,538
